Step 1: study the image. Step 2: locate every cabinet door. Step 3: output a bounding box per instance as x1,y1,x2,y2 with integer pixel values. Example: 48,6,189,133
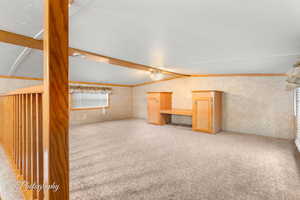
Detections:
147,95,160,124
192,97,212,132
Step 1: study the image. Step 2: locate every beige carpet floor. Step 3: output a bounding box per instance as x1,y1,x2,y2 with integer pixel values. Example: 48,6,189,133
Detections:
70,119,300,200
0,148,23,200
0,119,299,200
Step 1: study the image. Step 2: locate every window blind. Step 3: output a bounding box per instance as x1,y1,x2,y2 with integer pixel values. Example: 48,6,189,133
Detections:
72,92,109,108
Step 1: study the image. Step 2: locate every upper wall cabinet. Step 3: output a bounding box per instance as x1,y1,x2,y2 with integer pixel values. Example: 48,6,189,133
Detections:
192,91,223,134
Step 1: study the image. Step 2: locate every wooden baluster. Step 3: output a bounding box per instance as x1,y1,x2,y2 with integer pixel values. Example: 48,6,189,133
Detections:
11,97,13,161
31,93,37,198
16,95,19,171
12,96,15,162
5,97,9,154
6,97,9,152
14,96,17,165
14,95,18,166
8,96,12,156
2,97,6,150
11,96,14,156
19,94,24,175
18,94,22,173
0,97,2,144
36,93,44,200
26,94,32,185
4,97,7,152
22,94,27,177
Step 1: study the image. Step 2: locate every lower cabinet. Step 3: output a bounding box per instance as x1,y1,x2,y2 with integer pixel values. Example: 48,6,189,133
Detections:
192,91,222,134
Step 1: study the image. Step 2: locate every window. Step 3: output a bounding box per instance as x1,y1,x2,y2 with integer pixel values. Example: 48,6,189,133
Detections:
70,86,111,110
72,92,109,109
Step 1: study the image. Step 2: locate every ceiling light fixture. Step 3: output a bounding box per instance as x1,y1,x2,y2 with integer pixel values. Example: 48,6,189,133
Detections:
149,70,164,81
72,52,81,57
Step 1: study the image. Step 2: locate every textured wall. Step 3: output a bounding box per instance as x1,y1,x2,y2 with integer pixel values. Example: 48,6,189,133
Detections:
0,78,42,93
71,86,133,125
0,78,133,125
133,76,295,139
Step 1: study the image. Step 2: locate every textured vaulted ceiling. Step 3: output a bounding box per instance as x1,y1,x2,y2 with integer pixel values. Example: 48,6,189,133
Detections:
0,0,300,84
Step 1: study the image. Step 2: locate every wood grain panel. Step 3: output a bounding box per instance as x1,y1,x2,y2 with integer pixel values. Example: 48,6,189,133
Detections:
192,97,212,132
43,0,69,199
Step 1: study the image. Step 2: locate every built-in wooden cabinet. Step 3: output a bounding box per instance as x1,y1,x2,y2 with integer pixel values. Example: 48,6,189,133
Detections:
192,90,222,134
147,92,172,125
147,90,223,134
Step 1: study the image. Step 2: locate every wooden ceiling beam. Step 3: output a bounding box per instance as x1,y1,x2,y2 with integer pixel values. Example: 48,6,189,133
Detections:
69,48,188,77
0,30,43,50
133,76,181,87
0,30,189,77
190,73,287,77
0,75,134,87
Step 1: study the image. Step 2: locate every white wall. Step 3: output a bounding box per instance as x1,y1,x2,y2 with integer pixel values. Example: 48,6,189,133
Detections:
0,78,42,93
133,76,295,139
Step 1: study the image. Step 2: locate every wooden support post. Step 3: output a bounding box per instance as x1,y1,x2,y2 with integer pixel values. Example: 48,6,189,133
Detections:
43,0,69,199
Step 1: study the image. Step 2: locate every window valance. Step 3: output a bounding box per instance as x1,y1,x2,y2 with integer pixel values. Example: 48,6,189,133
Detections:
70,85,112,94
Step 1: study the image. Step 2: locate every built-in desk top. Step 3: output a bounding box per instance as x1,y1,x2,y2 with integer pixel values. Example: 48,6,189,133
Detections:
160,109,192,116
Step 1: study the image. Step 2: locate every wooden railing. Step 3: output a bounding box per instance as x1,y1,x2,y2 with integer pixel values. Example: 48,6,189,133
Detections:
0,85,44,199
